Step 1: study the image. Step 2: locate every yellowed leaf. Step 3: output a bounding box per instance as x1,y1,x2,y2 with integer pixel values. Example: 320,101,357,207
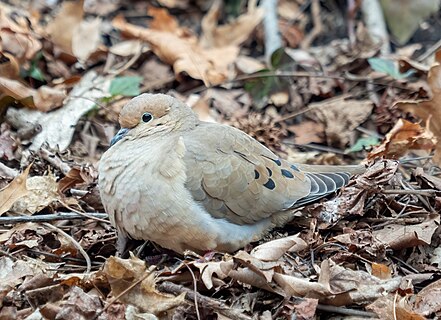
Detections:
0,165,30,215
371,263,391,280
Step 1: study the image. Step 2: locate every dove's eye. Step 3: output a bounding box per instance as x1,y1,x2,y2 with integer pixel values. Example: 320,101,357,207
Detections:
141,112,153,123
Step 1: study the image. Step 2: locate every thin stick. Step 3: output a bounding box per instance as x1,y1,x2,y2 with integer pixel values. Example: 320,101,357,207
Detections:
60,203,110,224
316,304,378,318
0,212,108,224
381,189,436,196
38,148,71,175
43,222,92,273
158,281,252,320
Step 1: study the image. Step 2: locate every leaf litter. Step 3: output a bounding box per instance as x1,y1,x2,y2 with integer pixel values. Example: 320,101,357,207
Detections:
0,1,441,319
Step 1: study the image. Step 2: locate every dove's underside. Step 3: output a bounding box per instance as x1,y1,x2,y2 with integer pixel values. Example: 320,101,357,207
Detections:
99,94,364,253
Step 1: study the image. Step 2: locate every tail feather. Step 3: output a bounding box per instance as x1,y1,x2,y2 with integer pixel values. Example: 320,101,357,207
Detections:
292,165,363,208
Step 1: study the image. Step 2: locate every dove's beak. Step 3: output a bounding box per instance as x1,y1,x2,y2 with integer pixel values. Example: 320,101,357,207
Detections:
110,128,129,147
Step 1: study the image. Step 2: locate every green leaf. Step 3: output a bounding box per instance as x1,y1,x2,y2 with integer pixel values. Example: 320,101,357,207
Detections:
346,136,380,153
368,58,415,80
110,76,143,97
29,65,45,81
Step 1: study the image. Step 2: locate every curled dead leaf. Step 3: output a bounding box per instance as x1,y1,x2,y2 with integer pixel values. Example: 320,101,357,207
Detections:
373,213,439,250
0,77,66,112
309,98,373,148
0,164,30,215
368,119,436,160
397,49,441,165
112,15,239,86
251,234,307,261
103,254,185,315
201,0,264,48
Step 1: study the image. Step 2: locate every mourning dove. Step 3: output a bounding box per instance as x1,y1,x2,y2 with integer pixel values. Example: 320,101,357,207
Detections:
99,94,364,253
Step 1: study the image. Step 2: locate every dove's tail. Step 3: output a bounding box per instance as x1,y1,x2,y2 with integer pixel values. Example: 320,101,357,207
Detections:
292,164,365,207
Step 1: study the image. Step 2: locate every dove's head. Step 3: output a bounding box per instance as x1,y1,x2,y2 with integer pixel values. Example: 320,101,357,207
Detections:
110,93,198,146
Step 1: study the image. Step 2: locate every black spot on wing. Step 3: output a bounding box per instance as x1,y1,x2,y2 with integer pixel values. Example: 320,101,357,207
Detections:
273,159,281,166
290,164,300,172
254,170,260,179
281,169,294,178
263,178,276,190
267,167,272,176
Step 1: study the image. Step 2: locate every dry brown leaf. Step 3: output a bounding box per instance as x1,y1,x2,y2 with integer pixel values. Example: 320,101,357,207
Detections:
112,15,238,86
373,214,439,250
397,50,441,164
10,174,59,215
71,18,103,62
103,254,185,315
413,278,441,316
309,98,373,148
310,160,398,221
0,5,42,62
287,120,325,145
0,52,19,79
273,273,330,298
319,260,403,306
46,0,84,54
368,119,436,160
148,7,179,33
0,164,30,215
251,234,307,261
193,260,233,290
367,296,425,320
0,76,66,112
55,286,103,320
201,0,264,48
371,263,392,280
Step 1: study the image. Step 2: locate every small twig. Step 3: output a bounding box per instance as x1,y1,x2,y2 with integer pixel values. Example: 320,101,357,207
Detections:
381,189,436,196
360,0,390,55
390,255,420,274
0,212,108,224
262,0,282,63
43,222,92,273
393,291,398,320
417,38,441,62
38,148,71,175
316,304,378,318
158,281,252,320
183,262,201,320
60,203,110,224
301,0,323,49
0,162,18,179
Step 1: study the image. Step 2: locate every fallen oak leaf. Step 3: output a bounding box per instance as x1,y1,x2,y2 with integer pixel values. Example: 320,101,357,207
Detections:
0,164,31,215
201,0,264,48
0,76,66,112
397,49,441,165
368,118,436,160
112,15,238,86
373,213,439,250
